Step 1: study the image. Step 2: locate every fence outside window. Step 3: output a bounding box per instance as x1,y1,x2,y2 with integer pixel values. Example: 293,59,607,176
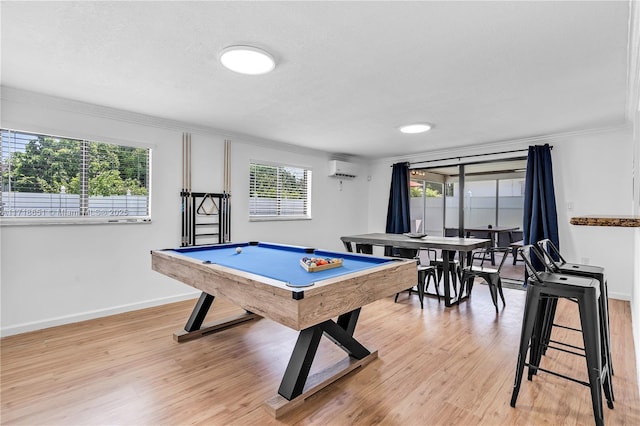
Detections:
1,129,150,222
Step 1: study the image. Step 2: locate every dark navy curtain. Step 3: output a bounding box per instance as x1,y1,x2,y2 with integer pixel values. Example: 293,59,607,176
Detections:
385,162,411,255
523,144,559,269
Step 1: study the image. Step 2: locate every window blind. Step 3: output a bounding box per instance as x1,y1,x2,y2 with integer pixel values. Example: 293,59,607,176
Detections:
1,129,150,221
249,162,311,219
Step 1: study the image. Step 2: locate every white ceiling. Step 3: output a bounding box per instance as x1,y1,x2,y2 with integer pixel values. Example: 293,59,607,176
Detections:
1,1,633,159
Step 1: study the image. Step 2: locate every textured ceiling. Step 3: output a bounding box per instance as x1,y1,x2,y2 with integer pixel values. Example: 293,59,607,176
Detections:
1,1,632,158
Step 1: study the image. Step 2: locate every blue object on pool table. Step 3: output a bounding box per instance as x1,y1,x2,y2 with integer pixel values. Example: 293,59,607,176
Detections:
170,242,394,288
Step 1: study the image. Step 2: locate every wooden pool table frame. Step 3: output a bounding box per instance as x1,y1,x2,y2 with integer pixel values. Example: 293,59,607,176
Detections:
151,243,416,417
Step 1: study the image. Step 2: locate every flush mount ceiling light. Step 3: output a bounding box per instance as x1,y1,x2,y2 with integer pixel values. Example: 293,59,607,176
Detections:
219,45,276,75
399,123,432,134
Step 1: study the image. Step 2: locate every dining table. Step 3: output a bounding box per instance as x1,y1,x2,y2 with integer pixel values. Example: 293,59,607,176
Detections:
340,233,491,307
447,226,520,265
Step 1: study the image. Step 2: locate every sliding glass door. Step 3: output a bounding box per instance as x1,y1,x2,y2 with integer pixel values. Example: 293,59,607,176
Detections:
409,179,444,236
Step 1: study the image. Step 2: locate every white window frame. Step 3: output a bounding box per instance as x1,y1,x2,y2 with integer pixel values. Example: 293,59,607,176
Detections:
249,160,312,221
0,128,152,226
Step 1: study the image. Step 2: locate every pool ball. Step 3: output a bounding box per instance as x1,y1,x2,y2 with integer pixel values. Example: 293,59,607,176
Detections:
236,247,242,254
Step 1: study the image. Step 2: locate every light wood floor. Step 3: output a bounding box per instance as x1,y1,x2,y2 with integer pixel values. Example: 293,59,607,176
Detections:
2,286,639,425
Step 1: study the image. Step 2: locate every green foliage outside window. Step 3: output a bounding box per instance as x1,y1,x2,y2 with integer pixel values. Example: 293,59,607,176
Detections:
250,164,307,199
2,135,148,196
410,182,442,198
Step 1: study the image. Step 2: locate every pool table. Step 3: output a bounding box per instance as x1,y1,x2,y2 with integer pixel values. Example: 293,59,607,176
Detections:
151,241,416,417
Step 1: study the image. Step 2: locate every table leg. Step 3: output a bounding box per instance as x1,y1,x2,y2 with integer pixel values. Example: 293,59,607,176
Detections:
185,292,214,332
443,250,453,307
443,250,473,306
265,311,378,418
336,309,360,335
490,234,497,265
173,291,258,342
277,326,325,400
277,309,370,400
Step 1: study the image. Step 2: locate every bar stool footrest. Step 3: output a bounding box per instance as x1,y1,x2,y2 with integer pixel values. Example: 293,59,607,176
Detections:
524,363,590,387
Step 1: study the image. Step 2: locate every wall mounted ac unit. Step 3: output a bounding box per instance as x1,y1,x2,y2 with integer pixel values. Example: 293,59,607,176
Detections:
328,160,358,178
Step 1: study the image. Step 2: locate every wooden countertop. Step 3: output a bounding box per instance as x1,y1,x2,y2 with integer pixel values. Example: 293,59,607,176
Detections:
570,216,640,227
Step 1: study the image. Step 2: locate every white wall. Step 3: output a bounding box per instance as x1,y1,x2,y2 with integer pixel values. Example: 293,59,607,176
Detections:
552,128,635,300
0,89,369,336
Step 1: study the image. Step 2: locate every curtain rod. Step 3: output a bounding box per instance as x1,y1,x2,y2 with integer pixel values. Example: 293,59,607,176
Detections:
405,146,553,167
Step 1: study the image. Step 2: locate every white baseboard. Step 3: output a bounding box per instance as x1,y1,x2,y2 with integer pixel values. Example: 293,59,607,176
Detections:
0,291,200,338
607,291,631,301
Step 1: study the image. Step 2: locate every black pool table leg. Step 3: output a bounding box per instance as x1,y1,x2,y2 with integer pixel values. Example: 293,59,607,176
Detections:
174,291,258,342
278,309,370,401
278,326,324,400
185,292,214,332
336,308,360,335
322,318,370,359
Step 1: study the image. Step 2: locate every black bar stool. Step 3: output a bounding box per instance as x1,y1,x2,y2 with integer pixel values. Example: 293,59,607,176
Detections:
510,245,614,426
536,239,614,378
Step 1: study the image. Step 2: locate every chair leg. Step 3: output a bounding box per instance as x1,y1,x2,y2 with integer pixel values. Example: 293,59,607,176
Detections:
533,296,558,374
451,268,459,298
417,270,426,309
497,276,506,306
600,279,614,377
460,271,469,297
424,271,441,302
486,277,499,313
511,287,541,407
577,291,605,426
431,271,441,302
528,297,549,380
599,284,616,400
459,276,467,300
602,359,615,410
542,298,558,356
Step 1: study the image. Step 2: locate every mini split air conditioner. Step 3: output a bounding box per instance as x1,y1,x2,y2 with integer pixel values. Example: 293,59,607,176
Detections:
328,160,358,178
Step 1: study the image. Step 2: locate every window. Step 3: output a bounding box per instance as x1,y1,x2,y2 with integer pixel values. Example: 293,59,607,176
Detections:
249,162,311,220
410,179,444,235
1,129,150,222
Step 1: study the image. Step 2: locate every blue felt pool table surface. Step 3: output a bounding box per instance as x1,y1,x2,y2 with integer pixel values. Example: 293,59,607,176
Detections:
170,242,395,288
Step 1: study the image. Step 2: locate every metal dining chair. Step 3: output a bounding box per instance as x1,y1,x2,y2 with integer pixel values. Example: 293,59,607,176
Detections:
394,249,439,308
460,247,510,312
